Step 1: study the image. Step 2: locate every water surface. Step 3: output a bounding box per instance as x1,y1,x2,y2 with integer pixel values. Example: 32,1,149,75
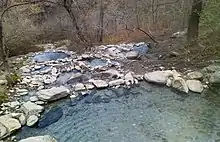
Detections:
17,82,220,142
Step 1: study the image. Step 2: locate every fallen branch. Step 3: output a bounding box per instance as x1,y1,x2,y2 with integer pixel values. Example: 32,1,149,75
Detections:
137,27,159,43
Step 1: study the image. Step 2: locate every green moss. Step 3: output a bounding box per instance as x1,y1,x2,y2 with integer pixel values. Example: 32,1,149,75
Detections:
6,72,21,88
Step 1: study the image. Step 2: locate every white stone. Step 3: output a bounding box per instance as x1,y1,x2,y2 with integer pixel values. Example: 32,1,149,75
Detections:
35,101,45,105
166,78,173,87
19,135,57,142
29,96,39,102
126,51,139,59
91,80,108,88
0,123,7,139
37,86,70,102
7,101,20,109
74,83,86,91
172,77,189,93
144,70,173,84
134,75,144,81
103,69,123,78
85,83,95,90
26,115,38,127
51,68,58,76
0,115,21,139
187,71,203,80
18,113,26,126
109,79,125,87
125,72,134,85
21,101,44,116
186,80,204,93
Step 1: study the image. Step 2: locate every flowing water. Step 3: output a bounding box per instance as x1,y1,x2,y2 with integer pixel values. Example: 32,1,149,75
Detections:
17,82,220,142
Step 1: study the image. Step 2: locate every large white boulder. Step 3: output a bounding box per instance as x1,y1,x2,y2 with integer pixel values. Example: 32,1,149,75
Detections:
186,80,204,93
144,70,173,84
21,101,44,116
37,86,70,101
19,135,57,142
0,115,21,139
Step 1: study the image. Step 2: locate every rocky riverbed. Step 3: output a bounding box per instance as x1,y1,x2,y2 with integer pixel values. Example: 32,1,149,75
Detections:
0,42,220,142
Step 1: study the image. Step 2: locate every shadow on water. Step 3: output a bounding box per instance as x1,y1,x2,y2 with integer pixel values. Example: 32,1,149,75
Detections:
17,82,220,142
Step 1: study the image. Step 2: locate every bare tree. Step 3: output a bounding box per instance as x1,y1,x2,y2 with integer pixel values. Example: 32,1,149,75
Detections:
187,0,203,44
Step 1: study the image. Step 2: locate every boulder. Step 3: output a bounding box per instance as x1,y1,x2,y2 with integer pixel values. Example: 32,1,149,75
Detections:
172,77,189,93
186,80,204,93
19,135,57,142
26,115,38,127
0,115,21,139
187,71,203,80
74,83,86,91
91,80,108,89
144,70,173,84
21,101,44,116
0,123,7,139
126,51,139,59
37,86,70,102
109,79,125,86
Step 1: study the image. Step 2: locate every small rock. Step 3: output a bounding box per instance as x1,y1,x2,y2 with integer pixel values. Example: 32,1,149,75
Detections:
187,71,203,80
134,75,144,81
172,77,189,93
166,77,173,87
21,101,44,116
37,86,70,102
74,83,86,91
186,80,204,93
125,72,134,85
126,51,139,59
29,96,39,102
26,115,38,127
91,80,108,89
169,51,180,57
35,101,45,105
18,113,26,126
19,135,57,142
85,83,95,90
109,79,125,86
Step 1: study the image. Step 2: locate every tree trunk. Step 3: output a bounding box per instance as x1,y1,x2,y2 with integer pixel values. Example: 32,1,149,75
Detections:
63,0,88,43
187,0,203,43
0,20,8,71
97,0,105,43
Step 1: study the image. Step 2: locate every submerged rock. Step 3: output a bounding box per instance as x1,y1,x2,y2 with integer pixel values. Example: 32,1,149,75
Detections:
19,135,57,142
186,80,203,93
37,86,70,102
38,107,63,128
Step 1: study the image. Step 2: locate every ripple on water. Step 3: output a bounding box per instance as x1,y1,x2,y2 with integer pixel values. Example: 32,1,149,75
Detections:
17,82,220,142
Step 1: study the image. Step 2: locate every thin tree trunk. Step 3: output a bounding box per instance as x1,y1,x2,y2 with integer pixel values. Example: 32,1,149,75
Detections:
97,0,104,43
187,0,203,44
63,0,87,43
0,20,8,71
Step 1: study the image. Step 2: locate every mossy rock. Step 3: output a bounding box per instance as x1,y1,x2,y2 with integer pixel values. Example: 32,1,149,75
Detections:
0,86,8,104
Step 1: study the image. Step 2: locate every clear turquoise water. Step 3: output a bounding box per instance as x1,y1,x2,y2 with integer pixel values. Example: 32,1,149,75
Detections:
17,82,220,142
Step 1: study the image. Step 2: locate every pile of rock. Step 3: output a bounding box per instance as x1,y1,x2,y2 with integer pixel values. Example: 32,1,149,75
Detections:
144,70,205,93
